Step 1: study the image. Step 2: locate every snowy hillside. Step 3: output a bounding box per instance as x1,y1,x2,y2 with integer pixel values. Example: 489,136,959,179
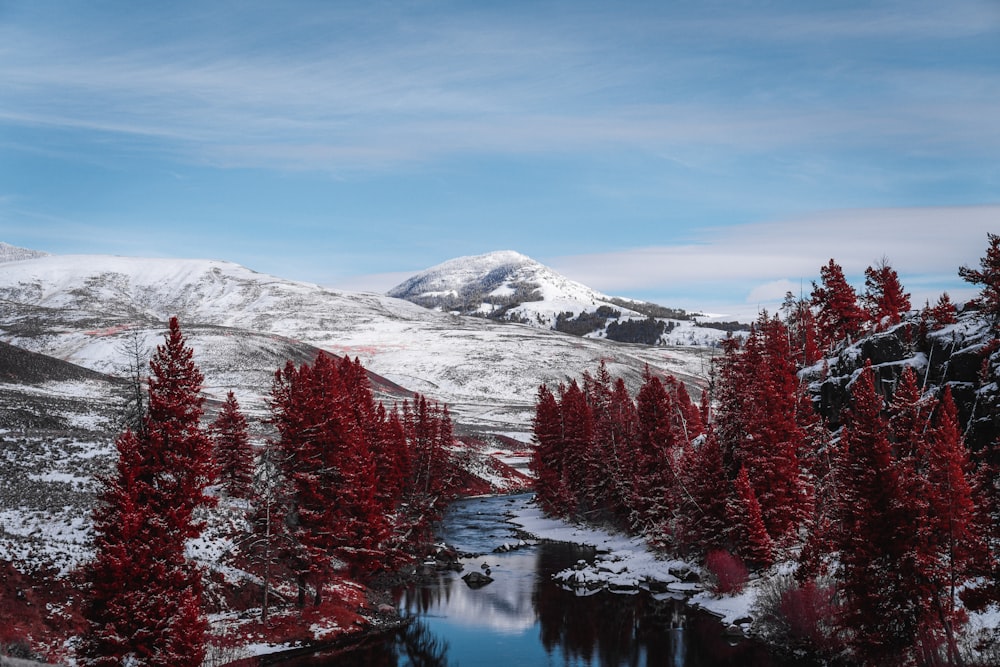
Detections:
0,251,715,436
388,250,742,347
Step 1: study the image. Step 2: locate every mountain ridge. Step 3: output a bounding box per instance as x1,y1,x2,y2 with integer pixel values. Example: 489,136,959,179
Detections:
0,247,714,434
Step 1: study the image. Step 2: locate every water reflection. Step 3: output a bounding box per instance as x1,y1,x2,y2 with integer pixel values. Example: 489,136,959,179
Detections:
271,495,793,666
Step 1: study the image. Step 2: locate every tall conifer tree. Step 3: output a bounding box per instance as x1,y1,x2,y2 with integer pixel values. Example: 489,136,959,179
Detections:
79,317,213,667
210,390,253,498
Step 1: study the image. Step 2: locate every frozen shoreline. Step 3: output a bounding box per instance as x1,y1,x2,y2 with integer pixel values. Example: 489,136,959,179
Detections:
505,496,757,631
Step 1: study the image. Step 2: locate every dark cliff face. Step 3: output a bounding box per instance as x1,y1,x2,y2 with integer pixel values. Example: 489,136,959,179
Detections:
804,306,1000,453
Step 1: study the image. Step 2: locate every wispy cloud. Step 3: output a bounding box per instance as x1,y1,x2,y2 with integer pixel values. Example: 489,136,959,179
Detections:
546,205,998,313
1,1,997,173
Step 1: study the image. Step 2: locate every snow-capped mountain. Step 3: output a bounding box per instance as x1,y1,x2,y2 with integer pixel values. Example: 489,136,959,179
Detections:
0,250,714,436
389,249,739,346
388,250,609,313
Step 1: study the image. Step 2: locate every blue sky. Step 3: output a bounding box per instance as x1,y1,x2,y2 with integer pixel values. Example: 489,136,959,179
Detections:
1,0,998,318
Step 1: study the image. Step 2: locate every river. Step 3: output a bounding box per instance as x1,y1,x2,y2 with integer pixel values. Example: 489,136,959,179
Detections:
274,494,799,666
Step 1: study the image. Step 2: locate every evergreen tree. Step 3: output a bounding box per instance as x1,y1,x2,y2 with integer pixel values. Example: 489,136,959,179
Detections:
270,352,385,596
832,362,925,665
922,386,978,663
959,232,1000,330
781,291,821,367
863,258,911,331
631,369,680,534
79,317,213,667
673,430,730,556
398,394,458,543
210,390,253,498
558,380,593,516
714,313,810,541
923,293,959,331
531,384,570,516
728,466,773,568
811,259,867,350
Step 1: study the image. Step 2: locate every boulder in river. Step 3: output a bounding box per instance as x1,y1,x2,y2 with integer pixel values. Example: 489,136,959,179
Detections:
462,571,494,588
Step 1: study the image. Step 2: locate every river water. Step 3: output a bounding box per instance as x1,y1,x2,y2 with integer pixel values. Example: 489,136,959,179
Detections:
279,494,796,666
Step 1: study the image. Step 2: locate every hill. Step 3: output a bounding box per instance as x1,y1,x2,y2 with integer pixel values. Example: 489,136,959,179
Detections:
388,250,742,346
0,252,714,433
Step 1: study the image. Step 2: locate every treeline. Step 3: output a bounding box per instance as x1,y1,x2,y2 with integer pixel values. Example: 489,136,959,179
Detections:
532,235,1000,666
554,306,673,344
77,318,459,667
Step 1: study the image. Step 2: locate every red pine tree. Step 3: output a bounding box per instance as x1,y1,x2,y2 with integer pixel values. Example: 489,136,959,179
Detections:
631,369,681,534
832,361,928,665
210,390,253,498
959,232,1000,330
714,314,810,541
271,352,385,594
558,380,593,517
728,466,773,568
79,317,213,667
673,430,730,556
922,293,959,332
863,258,911,331
531,384,571,516
921,386,979,663
811,259,867,350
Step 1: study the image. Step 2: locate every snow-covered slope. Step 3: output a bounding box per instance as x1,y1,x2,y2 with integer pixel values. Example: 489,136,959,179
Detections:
388,249,740,347
388,250,608,311
0,252,714,435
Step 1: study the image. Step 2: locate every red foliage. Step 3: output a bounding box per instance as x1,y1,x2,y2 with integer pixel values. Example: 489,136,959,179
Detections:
959,232,1000,330
714,313,811,540
863,258,911,330
78,317,214,667
778,579,837,651
673,430,730,556
271,353,386,588
922,292,959,332
811,259,867,350
210,390,254,498
704,550,748,595
728,467,773,568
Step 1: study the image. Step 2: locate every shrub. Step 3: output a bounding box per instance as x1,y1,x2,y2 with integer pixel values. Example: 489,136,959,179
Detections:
704,550,748,595
752,573,838,654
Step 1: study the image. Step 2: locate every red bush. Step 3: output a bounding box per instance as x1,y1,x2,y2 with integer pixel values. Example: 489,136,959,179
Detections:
705,550,749,595
779,580,836,650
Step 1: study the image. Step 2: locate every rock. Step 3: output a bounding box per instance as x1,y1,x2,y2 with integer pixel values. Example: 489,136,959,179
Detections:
462,571,494,589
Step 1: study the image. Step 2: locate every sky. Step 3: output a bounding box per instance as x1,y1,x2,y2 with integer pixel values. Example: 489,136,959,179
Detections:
1,0,998,319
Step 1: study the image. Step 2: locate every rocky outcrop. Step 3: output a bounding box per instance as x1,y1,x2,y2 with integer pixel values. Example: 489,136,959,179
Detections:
804,307,1000,452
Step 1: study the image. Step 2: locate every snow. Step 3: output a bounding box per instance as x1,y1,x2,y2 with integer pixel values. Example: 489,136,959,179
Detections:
0,252,715,435
508,497,774,630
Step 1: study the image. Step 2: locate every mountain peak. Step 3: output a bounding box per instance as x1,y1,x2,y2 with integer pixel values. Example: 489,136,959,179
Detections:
386,250,606,310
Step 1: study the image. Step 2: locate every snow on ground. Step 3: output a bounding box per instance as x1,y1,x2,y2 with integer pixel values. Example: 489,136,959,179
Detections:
507,498,761,628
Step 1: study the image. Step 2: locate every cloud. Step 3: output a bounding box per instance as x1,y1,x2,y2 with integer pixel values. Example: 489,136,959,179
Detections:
1,2,997,173
546,205,998,309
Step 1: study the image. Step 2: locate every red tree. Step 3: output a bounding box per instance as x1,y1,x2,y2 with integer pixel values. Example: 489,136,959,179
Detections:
531,384,571,516
79,317,214,667
728,466,773,568
673,430,730,556
399,394,458,540
714,314,810,541
270,352,385,596
921,386,979,663
959,232,1000,330
210,390,253,498
811,259,867,350
863,258,911,330
631,369,681,534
